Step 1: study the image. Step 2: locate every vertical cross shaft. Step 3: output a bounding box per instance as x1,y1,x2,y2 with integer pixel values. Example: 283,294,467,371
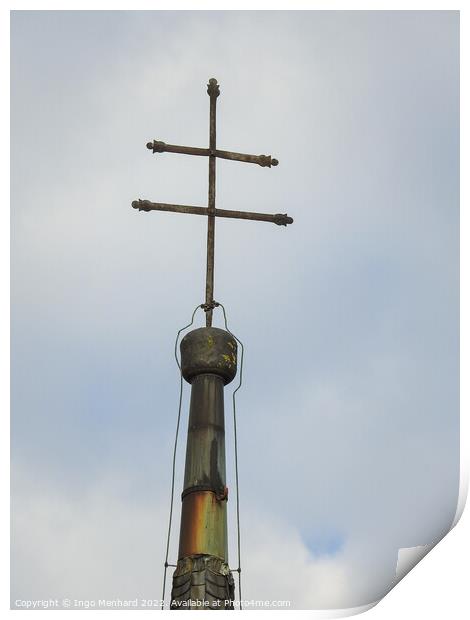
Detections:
205,78,219,327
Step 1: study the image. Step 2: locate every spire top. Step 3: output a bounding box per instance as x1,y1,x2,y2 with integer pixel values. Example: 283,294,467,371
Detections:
133,78,293,326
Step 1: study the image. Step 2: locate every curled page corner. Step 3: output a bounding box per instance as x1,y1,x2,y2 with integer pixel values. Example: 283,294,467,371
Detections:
394,544,433,584
392,470,466,591
285,601,379,618
451,468,468,529
324,601,379,618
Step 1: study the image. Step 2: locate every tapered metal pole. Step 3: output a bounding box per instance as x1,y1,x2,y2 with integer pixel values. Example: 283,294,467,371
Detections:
171,327,237,609
205,78,219,327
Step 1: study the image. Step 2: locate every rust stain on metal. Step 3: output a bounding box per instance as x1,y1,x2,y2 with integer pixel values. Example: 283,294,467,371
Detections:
132,199,293,226
178,491,227,560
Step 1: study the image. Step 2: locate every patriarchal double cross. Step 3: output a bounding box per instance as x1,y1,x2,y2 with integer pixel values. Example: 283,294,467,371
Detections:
132,78,293,327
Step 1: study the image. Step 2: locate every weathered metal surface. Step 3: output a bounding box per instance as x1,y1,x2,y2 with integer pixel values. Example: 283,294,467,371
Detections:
146,140,208,157
171,555,234,610
215,149,278,167
129,78,295,609
206,78,218,327
133,77,293,330
178,491,228,560
132,199,293,226
180,327,237,385
177,329,235,565
146,139,278,167
182,373,226,494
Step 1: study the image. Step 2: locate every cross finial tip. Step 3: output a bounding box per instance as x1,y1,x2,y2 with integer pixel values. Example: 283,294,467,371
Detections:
271,158,279,166
207,78,220,98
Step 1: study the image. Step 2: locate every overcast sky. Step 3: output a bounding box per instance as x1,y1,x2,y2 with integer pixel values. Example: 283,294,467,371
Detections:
11,10,459,611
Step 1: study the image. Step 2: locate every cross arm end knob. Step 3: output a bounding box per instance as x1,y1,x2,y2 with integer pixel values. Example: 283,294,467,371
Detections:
132,199,152,212
273,213,294,226
258,155,279,167
146,140,166,153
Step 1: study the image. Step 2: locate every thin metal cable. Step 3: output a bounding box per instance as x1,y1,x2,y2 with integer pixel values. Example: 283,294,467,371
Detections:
161,304,202,609
218,303,244,610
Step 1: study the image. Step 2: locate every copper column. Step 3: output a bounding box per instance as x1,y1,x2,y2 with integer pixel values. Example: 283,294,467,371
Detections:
170,327,237,610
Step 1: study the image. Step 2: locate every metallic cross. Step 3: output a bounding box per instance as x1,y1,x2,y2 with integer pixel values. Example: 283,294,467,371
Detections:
132,78,293,327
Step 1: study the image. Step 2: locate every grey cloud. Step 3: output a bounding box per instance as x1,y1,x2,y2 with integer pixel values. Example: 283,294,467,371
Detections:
11,10,459,609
